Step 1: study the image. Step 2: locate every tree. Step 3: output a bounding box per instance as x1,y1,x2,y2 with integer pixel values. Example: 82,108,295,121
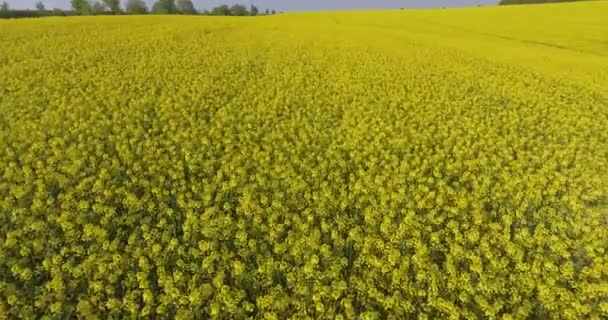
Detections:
249,4,258,16
264,8,269,15
176,0,196,14
71,0,91,14
35,1,46,11
271,9,276,14
0,1,8,11
229,4,248,16
102,0,120,14
91,1,106,14
125,0,148,14
152,0,175,14
211,4,230,15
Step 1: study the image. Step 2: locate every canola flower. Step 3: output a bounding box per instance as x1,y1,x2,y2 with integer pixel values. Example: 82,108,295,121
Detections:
0,2,607,319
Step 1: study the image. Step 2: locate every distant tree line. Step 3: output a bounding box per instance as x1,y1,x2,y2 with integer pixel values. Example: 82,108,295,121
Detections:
499,0,591,4
0,0,278,18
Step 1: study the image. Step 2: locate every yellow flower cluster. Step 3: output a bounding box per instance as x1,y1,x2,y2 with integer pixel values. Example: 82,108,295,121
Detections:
1,2,607,319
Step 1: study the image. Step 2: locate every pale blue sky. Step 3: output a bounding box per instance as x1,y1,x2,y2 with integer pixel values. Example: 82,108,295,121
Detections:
7,0,499,11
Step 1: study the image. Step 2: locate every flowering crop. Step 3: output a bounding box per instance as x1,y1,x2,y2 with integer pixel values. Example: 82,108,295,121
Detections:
1,2,607,319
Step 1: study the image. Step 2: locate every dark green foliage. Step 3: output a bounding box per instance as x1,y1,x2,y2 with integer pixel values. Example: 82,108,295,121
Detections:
152,0,176,14
0,1,276,18
205,3,277,16
250,4,259,16
102,0,121,14
91,1,106,14
176,0,196,15
210,4,230,15
0,9,78,18
125,0,148,14
230,4,249,16
71,0,91,14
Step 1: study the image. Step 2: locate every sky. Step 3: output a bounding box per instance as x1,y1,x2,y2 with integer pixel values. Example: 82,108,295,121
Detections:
7,0,499,11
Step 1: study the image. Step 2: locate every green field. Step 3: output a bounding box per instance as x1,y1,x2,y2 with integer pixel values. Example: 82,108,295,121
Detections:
1,2,607,318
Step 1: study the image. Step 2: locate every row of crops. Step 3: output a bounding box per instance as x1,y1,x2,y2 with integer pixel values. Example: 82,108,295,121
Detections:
1,2,608,318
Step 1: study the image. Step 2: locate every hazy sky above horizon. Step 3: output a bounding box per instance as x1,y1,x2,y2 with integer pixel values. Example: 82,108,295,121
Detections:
7,0,499,11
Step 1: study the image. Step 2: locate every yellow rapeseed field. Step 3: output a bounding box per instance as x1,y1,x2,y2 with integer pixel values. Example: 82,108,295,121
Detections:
1,1,607,318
